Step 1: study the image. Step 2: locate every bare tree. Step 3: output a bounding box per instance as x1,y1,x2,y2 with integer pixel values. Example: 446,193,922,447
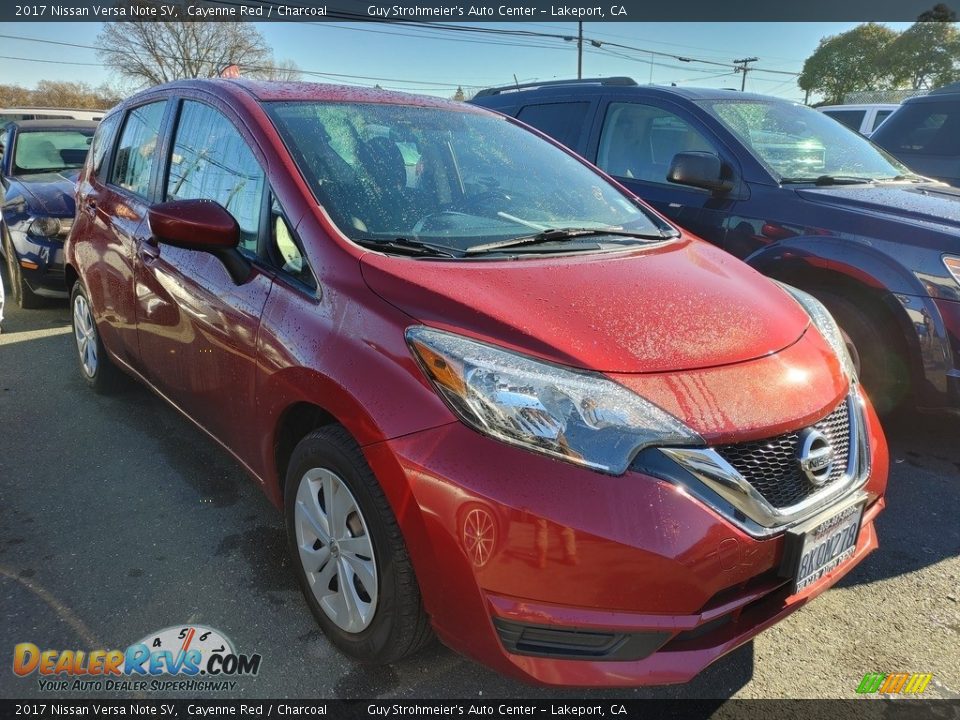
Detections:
255,59,303,82
96,20,299,87
0,81,122,109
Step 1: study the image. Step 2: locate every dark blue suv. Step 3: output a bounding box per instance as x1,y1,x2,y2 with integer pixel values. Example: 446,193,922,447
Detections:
471,78,960,415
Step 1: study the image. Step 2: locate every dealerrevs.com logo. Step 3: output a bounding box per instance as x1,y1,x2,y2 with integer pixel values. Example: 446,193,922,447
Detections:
13,625,262,692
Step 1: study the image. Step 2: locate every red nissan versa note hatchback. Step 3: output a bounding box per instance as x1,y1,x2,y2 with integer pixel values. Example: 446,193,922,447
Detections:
65,80,888,687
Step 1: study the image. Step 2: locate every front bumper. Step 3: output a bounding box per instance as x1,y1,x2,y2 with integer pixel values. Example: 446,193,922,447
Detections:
363,393,888,687
8,227,68,297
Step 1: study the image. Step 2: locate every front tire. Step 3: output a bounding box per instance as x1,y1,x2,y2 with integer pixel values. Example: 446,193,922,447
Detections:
284,426,432,663
4,226,42,309
71,281,121,393
813,290,911,415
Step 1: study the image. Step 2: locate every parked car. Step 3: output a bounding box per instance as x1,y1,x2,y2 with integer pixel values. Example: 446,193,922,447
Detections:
0,107,105,126
818,103,898,137
871,83,960,187
472,78,960,415
0,119,98,307
67,79,887,687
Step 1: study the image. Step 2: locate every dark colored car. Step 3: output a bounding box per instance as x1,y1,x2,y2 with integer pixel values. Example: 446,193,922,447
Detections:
471,78,960,415
0,119,97,307
872,83,960,187
66,79,887,687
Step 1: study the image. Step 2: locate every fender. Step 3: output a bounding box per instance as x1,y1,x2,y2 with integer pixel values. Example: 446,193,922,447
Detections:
746,234,954,404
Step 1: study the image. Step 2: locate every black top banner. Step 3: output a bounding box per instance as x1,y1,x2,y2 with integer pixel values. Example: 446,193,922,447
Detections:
2,0,958,23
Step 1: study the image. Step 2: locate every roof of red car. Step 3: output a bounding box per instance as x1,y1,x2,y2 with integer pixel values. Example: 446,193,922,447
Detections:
163,78,484,111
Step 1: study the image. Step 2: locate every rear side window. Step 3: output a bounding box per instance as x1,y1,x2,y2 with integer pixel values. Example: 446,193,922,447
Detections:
874,101,960,155
90,114,121,177
110,102,167,197
166,101,265,254
822,110,866,132
516,102,590,149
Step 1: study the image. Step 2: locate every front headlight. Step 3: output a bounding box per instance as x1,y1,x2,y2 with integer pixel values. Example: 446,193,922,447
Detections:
406,327,702,474
28,217,72,238
781,284,857,381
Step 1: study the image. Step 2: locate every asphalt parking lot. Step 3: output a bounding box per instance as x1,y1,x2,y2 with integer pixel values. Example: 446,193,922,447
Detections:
1,293,958,701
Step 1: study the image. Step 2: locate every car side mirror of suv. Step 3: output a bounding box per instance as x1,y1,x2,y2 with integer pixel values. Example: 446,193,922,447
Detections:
667,152,734,194
148,199,251,284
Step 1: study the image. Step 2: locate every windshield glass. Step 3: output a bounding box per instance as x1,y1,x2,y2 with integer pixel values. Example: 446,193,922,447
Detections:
13,129,94,174
265,101,666,253
699,99,908,181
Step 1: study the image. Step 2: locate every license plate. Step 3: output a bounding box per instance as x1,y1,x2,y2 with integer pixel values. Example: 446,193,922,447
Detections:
783,496,865,594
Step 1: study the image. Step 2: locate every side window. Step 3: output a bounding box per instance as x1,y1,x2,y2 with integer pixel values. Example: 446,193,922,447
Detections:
269,196,315,289
90,113,121,177
878,102,960,155
166,101,265,254
872,110,893,132
597,102,717,185
110,102,167,197
822,110,866,132
516,102,590,149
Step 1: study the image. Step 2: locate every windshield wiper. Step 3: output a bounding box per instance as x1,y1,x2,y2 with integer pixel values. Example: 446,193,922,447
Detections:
464,227,677,255
354,237,458,258
781,175,875,186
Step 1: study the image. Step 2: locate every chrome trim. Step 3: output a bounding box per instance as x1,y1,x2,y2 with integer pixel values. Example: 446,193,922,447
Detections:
660,391,870,538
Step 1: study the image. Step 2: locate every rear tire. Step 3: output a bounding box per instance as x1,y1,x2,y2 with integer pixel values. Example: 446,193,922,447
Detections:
812,290,911,415
4,226,42,309
70,281,121,394
284,425,432,664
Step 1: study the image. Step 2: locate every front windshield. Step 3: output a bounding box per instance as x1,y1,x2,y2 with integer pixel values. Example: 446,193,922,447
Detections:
699,99,908,181
13,129,94,174
265,101,667,253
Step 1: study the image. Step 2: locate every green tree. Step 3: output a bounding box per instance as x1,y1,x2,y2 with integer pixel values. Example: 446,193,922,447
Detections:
888,21,960,89
798,23,899,104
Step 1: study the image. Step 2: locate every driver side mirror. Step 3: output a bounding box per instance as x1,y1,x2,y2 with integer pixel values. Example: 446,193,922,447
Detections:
148,199,250,284
667,152,734,194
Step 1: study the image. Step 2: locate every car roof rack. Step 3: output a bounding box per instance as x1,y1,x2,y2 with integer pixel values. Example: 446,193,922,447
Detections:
474,77,638,98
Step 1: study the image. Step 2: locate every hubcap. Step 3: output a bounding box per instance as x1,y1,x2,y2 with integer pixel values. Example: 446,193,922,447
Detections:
294,468,378,633
73,294,98,378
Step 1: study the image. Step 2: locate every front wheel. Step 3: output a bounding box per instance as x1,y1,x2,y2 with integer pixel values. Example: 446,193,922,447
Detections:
71,282,121,393
813,290,911,415
4,226,42,309
284,426,432,663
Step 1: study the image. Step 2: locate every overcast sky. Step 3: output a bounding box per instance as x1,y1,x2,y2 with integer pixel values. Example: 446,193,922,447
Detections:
0,21,915,102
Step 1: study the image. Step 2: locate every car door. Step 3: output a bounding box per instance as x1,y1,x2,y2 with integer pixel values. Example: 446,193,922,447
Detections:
135,98,272,462
78,103,165,367
587,98,743,248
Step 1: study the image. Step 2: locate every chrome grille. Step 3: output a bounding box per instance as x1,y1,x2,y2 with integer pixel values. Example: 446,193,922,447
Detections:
715,401,851,509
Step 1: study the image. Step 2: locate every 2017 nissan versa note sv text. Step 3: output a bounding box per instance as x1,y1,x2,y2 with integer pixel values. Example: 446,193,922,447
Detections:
65,80,888,687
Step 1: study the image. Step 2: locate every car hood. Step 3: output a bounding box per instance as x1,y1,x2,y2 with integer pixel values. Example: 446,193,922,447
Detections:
360,236,811,374
13,170,80,216
796,181,960,231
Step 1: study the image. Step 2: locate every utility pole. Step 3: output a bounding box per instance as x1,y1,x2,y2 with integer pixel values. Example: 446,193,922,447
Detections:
577,22,583,79
733,57,758,92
